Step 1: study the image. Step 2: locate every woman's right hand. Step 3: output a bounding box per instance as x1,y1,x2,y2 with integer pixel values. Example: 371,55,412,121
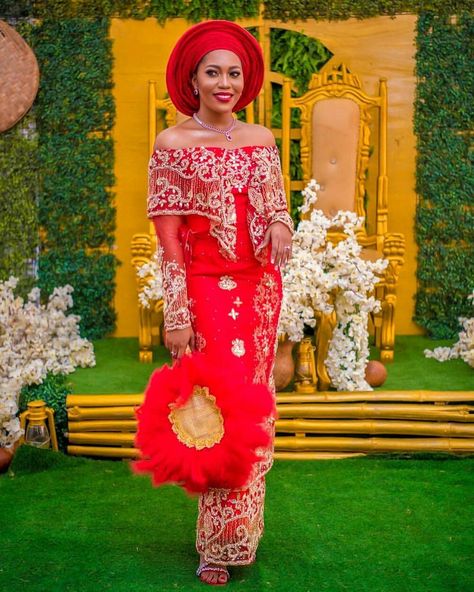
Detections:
164,326,195,360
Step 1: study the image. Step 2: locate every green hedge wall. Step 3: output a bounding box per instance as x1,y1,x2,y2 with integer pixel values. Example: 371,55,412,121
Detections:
32,18,118,339
0,113,38,295
0,0,260,20
414,12,474,338
2,1,472,19
263,1,473,20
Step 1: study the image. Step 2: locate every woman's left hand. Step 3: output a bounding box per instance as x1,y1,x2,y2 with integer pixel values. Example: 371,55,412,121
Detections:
261,222,293,268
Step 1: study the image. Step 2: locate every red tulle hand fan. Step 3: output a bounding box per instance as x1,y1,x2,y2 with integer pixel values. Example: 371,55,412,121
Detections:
131,352,275,494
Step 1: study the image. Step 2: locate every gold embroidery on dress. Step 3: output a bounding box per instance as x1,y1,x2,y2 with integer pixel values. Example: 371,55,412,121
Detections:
268,210,296,227
162,259,191,331
218,275,237,290
187,297,197,323
231,338,246,357
194,331,207,351
195,269,282,566
169,385,224,450
196,475,266,565
252,273,281,384
147,146,294,262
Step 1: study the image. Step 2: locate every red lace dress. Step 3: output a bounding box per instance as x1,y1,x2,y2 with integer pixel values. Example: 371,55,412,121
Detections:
147,145,293,565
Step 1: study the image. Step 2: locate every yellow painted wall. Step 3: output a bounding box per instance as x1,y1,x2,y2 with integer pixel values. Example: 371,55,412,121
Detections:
110,18,188,337
110,15,422,337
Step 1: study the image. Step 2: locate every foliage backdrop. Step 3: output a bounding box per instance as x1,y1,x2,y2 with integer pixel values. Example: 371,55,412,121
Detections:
0,1,472,339
0,111,38,295
2,1,472,19
414,12,474,338
32,18,118,339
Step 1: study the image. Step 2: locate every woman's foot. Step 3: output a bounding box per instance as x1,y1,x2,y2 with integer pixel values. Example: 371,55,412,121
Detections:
196,560,229,585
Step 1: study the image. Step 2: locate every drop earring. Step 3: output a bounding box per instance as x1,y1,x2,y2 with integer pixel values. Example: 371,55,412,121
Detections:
193,88,199,95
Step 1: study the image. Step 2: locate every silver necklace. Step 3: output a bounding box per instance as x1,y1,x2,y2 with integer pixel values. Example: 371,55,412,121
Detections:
193,112,236,141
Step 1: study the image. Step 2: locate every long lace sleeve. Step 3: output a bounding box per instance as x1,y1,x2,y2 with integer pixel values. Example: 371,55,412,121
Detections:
249,146,294,261
152,215,191,332
250,146,294,238
264,148,294,234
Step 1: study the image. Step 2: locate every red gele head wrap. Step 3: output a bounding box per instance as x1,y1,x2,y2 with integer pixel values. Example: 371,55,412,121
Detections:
166,20,264,116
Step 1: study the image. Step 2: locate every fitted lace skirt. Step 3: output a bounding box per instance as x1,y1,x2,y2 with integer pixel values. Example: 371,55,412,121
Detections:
183,192,282,565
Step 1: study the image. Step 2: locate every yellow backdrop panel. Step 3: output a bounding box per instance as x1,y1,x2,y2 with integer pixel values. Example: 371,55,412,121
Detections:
110,15,422,338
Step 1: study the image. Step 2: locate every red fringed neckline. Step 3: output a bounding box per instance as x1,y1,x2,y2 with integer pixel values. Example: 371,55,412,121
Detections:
152,144,279,157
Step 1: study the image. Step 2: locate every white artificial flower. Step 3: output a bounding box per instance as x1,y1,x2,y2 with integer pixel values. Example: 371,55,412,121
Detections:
278,180,387,391
136,249,163,308
424,292,474,368
0,279,96,448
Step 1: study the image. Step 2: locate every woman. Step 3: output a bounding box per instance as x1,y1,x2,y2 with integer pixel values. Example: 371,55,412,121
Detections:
145,20,293,585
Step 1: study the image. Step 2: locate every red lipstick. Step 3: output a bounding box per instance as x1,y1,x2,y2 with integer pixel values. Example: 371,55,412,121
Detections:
214,93,233,103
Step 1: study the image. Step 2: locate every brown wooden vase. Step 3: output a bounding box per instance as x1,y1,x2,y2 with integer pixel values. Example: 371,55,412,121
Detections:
273,338,296,391
365,360,388,387
0,447,13,473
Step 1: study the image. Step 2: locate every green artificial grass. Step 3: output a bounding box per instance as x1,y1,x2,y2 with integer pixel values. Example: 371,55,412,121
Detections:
1,446,473,592
374,337,473,391
70,338,170,394
69,336,473,395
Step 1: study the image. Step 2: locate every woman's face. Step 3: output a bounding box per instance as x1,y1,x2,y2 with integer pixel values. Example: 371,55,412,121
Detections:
192,49,244,115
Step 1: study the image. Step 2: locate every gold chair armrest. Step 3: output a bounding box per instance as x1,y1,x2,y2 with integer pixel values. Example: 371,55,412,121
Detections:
382,232,405,260
357,233,378,250
131,233,155,269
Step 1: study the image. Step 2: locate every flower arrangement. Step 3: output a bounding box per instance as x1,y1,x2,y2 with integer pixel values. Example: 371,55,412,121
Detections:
424,292,474,368
0,277,96,448
279,180,388,391
136,249,163,308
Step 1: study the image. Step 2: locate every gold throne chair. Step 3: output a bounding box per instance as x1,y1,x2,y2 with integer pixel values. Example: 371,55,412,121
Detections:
130,91,177,362
281,64,405,389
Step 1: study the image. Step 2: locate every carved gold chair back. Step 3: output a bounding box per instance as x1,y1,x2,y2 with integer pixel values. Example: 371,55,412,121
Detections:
279,64,405,388
281,64,388,249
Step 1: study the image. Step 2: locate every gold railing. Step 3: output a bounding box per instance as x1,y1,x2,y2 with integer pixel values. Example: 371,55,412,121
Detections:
66,391,474,460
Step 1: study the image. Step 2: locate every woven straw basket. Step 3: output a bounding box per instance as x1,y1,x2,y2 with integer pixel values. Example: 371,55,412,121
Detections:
0,20,39,133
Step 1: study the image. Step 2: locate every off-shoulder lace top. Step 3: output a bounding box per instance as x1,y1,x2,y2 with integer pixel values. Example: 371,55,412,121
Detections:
147,145,294,262
148,145,293,332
